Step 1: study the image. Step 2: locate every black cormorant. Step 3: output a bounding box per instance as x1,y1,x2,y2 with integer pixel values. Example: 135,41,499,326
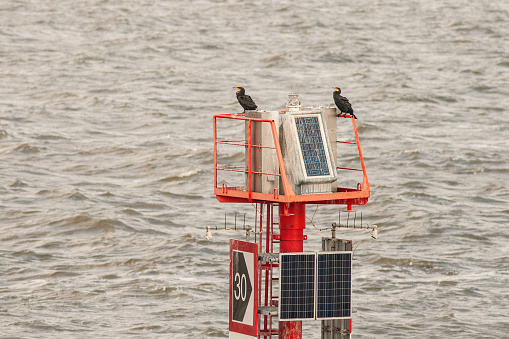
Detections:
234,87,257,112
333,87,356,119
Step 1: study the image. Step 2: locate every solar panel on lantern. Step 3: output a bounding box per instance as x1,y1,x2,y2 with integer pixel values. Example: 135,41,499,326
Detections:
294,115,330,177
279,253,316,321
316,252,352,319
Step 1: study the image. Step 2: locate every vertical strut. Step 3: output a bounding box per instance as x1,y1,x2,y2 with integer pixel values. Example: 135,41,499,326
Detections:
278,203,305,339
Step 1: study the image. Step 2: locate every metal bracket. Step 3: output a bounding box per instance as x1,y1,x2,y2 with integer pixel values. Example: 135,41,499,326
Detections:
258,306,278,316
259,252,279,263
272,234,307,241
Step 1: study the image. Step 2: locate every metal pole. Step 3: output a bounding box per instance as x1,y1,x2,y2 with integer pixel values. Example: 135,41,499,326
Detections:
213,116,218,188
248,120,252,201
278,202,306,339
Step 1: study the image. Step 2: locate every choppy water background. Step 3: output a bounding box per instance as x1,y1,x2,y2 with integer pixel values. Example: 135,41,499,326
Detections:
1,0,508,338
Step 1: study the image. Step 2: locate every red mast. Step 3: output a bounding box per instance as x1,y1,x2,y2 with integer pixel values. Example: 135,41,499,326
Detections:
215,96,369,339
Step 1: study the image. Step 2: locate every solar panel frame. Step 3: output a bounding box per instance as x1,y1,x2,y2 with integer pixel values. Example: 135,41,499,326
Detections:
278,251,353,321
316,251,352,320
292,114,334,179
278,252,317,321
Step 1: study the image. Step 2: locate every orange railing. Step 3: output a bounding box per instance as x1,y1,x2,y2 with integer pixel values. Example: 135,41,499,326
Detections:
213,112,369,207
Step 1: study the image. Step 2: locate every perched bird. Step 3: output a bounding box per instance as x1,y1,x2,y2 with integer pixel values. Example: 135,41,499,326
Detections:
234,87,257,112
333,87,357,119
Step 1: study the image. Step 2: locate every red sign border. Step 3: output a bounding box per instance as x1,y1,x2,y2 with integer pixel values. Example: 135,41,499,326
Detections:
229,239,258,337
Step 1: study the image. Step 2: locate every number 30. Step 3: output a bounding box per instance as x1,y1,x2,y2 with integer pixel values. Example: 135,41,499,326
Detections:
234,272,247,301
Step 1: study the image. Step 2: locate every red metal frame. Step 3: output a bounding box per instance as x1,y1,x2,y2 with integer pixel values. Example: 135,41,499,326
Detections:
256,202,278,339
214,112,370,207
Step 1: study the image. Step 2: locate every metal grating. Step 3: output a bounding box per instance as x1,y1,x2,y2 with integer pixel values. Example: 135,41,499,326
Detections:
279,253,316,321
294,116,330,177
316,252,352,319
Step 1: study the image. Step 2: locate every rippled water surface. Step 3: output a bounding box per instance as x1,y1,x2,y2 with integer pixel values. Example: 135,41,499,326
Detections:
1,0,508,338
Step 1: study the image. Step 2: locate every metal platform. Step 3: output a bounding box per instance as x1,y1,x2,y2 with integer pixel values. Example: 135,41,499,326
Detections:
213,111,370,208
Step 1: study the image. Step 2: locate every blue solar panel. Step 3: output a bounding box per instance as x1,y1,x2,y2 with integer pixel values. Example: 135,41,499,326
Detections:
294,116,330,177
279,253,316,320
316,252,352,319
